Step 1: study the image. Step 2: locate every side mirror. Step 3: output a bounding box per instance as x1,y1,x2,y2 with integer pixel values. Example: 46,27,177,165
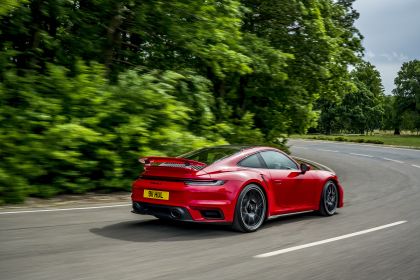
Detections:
300,163,311,174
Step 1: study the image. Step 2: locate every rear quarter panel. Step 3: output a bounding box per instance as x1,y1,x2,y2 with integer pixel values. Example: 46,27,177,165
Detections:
203,166,270,215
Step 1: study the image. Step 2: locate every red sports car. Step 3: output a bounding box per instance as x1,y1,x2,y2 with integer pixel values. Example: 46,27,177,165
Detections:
131,145,343,232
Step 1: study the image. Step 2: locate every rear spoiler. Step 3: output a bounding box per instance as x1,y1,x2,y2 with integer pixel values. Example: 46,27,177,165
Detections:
139,156,207,170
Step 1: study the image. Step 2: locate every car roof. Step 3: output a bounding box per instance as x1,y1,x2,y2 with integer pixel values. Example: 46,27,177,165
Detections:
197,145,288,173
204,145,282,153
204,145,255,150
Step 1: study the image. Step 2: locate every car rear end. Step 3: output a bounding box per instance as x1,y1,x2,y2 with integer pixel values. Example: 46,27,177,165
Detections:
131,151,239,223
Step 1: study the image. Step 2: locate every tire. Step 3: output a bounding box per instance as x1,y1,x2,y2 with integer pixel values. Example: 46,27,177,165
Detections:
232,184,266,232
319,180,338,216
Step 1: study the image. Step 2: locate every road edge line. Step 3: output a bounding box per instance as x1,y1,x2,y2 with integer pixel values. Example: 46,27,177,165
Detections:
254,220,407,258
292,156,335,173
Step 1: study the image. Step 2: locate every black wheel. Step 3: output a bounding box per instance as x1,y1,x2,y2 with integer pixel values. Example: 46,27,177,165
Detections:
319,180,338,216
232,184,266,232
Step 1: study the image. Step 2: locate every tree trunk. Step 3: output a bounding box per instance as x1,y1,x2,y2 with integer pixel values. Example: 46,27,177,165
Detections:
394,128,400,135
25,0,42,70
237,75,248,117
104,4,124,80
325,125,331,135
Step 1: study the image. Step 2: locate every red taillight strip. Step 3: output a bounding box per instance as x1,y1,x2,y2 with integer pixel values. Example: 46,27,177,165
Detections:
184,180,225,186
138,176,225,186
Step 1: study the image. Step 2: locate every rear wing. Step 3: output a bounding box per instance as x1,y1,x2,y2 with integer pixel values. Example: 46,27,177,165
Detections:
139,156,207,171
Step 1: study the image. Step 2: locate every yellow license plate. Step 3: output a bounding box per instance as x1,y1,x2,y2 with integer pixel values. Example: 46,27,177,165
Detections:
143,189,169,200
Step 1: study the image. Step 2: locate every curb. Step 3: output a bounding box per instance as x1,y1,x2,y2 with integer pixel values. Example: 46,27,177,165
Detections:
292,156,335,173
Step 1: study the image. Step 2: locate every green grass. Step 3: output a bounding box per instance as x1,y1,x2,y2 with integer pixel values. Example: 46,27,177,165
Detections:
289,134,420,148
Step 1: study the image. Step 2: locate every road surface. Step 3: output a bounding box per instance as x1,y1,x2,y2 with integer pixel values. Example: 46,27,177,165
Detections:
1,139,420,280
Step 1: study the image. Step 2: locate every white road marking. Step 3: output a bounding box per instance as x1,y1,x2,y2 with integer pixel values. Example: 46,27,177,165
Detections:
254,221,407,258
349,153,374,158
412,164,420,169
317,149,339,153
292,146,308,149
383,157,404,164
0,204,131,215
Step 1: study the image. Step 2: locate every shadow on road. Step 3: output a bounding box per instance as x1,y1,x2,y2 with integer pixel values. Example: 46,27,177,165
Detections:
90,212,324,243
90,219,238,242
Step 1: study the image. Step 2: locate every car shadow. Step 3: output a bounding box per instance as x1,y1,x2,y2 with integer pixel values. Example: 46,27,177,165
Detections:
263,211,334,229
90,218,238,242
90,211,330,243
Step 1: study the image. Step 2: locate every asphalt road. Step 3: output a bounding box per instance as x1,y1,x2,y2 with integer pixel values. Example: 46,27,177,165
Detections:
1,139,420,280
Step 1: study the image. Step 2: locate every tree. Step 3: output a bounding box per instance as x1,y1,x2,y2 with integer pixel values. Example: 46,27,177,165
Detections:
0,63,226,203
0,0,365,203
382,95,397,131
317,61,384,134
316,97,342,135
339,81,384,134
225,0,363,137
392,60,420,134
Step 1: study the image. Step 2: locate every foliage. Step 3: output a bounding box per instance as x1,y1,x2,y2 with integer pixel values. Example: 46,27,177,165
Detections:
316,62,385,134
0,0,26,16
225,0,363,136
382,95,397,130
0,0,364,203
392,60,420,134
0,64,225,203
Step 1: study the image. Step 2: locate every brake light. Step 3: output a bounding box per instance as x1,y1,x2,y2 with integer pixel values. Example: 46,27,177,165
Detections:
184,180,225,186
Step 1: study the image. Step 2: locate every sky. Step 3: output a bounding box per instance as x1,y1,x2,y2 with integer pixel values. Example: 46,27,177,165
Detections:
353,0,420,94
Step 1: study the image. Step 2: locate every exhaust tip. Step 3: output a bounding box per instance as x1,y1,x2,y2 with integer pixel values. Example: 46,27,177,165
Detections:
170,209,182,219
132,202,143,212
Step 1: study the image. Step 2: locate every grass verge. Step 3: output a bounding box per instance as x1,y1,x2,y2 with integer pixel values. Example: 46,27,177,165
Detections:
289,134,420,148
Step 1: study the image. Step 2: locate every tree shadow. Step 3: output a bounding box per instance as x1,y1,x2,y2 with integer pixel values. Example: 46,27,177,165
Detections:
90,211,330,243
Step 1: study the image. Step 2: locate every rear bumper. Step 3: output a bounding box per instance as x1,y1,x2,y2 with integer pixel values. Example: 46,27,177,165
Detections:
131,199,232,222
131,179,238,222
132,201,193,221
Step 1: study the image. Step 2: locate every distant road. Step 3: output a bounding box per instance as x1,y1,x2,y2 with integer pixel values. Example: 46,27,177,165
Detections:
1,139,420,280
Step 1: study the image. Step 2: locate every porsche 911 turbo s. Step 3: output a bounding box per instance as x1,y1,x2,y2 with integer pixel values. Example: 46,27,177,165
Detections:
131,145,343,232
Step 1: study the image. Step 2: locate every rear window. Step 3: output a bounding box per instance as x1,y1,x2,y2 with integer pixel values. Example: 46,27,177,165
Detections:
179,147,242,165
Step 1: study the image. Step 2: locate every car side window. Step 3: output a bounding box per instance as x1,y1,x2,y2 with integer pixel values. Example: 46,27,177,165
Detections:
238,154,264,168
260,151,298,170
